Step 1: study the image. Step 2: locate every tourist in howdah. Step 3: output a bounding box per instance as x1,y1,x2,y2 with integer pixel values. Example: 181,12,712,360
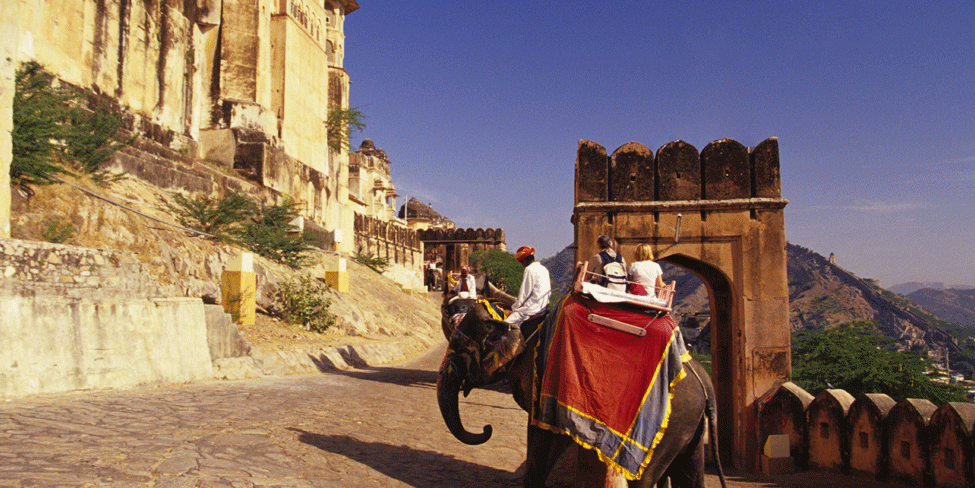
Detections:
628,243,665,297
587,235,627,291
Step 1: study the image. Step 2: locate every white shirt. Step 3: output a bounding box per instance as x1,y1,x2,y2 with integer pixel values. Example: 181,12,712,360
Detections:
452,274,477,299
509,261,551,320
628,260,663,298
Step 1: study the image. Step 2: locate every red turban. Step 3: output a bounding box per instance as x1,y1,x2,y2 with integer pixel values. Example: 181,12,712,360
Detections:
515,246,535,262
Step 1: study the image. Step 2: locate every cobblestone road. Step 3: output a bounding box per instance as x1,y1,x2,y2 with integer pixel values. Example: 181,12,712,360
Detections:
0,344,906,488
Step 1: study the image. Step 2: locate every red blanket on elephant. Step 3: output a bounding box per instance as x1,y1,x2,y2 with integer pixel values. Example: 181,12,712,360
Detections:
530,293,691,480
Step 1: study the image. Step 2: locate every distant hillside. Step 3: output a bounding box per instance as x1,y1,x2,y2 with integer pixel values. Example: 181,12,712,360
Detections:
890,282,946,295
890,282,975,295
907,288,975,330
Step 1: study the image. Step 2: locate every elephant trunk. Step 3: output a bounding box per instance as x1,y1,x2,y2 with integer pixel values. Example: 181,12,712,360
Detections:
437,359,493,445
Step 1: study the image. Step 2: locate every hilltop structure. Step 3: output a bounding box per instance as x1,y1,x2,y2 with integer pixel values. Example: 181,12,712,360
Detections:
0,0,361,255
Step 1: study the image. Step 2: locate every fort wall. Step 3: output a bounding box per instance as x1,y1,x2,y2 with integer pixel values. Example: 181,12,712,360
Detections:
4,0,361,254
760,382,975,487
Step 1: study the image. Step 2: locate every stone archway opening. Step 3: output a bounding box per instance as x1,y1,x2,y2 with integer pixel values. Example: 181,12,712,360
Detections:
659,254,735,460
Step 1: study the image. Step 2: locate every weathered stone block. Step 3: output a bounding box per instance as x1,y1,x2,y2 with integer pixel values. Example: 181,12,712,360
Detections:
751,137,781,198
576,140,608,203
807,389,855,473
609,142,654,202
702,138,750,200
885,398,937,486
655,140,700,201
847,393,896,480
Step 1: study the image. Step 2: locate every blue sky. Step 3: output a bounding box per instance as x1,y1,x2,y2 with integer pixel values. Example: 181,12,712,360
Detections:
344,2,975,288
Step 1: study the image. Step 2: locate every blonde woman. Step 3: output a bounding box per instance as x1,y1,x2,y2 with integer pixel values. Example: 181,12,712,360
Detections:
628,244,665,297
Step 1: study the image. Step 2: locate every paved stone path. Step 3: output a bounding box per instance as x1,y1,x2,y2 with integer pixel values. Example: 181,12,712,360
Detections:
0,343,907,487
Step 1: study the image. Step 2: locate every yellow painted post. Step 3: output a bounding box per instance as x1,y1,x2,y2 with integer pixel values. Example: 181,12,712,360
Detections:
221,252,256,325
324,257,349,293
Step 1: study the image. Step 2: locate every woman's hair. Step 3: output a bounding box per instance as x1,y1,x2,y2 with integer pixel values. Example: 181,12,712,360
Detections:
634,244,655,262
597,235,614,250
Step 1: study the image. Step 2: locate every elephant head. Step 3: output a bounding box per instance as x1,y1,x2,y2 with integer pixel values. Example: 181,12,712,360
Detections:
436,301,524,445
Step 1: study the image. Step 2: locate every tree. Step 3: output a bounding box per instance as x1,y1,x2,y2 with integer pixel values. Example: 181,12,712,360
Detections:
325,105,366,151
11,61,131,188
791,322,966,405
471,249,524,295
11,61,74,187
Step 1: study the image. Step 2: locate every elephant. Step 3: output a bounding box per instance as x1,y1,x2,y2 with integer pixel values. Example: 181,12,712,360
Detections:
436,285,727,487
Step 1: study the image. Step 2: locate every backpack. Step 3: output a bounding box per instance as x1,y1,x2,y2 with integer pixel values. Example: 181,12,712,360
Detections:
599,251,627,291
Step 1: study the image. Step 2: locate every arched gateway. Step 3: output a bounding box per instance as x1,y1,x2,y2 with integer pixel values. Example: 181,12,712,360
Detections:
572,137,790,471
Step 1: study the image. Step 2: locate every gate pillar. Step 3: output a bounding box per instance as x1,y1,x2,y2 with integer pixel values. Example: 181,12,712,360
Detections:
572,137,791,471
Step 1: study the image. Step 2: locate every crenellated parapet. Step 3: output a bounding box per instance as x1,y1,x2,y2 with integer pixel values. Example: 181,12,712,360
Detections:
353,213,421,268
759,383,975,486
576,137,781,205
417,227,505,245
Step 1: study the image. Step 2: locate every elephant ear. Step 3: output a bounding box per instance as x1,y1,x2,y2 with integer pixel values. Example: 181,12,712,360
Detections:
478,319,525,382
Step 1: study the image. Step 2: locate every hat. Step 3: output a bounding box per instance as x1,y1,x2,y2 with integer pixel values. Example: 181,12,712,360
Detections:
515,246,535,262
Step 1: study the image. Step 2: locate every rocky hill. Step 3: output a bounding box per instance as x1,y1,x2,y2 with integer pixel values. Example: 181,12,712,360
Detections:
906,288,975,330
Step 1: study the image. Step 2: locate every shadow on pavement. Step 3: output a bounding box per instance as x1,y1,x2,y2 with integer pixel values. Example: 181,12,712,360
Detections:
328,363,516,395
290,428,521,487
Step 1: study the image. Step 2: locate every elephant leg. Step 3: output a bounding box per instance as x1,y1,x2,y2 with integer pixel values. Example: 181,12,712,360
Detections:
575,447,626,488
525,425,571,487
660,416,707,488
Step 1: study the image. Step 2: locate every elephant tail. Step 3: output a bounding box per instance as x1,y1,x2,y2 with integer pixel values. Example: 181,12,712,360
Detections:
705,395,728,488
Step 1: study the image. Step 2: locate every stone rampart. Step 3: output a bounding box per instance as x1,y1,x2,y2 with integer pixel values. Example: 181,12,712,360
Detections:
354,213,421,266
759,382,975,486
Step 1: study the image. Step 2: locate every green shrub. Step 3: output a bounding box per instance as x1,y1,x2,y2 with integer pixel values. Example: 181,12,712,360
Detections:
11,61,131,188
62,100,133,177
471,249,523,295
238,198,311,269
11,61,73,187
167,190,257,239
279,274,336,333
792,322,966,405
353,250,388,274
326,105,366,151
42,219,75,244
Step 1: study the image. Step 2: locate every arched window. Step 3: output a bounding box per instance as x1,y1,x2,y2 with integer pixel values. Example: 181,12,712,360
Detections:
326,41,335,66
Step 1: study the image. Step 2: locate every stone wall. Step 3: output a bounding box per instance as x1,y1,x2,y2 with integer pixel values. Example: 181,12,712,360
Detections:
353,213,424,290
0,239,245,399
0,238,161,299
759,382,975,487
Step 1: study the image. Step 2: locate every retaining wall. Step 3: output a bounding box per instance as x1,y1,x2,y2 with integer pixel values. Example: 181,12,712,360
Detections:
0,239,240,399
